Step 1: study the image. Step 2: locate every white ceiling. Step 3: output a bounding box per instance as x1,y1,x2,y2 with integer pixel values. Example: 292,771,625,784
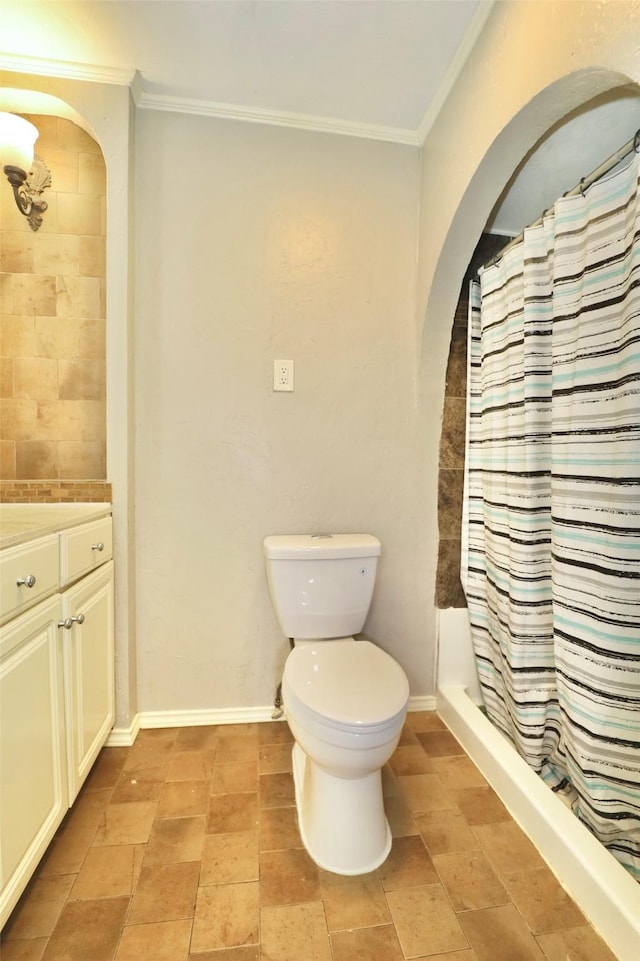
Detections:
0,0,490,141
1,0,639,237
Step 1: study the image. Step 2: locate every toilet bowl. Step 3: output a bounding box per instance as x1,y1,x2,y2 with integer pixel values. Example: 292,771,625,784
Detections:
263,533,410,875
282,638,409,874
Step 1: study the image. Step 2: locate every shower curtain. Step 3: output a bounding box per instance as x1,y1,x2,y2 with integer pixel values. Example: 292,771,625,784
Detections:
464,149,640,879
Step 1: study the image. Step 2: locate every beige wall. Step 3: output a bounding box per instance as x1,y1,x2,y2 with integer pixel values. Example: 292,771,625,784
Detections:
418,1,640,391
134,113,429,711
0,114,106,480
3,1,640,726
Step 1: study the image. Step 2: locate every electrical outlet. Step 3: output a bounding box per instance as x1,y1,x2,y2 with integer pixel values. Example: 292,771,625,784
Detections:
273,359,294,392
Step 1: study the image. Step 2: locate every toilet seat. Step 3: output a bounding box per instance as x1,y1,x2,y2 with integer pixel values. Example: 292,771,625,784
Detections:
283,639,409,735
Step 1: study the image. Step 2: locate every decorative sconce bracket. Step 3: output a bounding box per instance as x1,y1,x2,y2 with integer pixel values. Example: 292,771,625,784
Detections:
3,156,52,231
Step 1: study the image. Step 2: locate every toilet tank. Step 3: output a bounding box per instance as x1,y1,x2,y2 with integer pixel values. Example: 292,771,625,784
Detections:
263,534,381,640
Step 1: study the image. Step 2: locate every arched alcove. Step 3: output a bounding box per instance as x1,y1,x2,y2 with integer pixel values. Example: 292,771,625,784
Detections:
0,71,136,729
0,95,107,481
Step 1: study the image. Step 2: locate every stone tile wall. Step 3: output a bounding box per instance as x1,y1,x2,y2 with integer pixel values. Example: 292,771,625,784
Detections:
436,233,508,608
0,480,112,503
0,114,106,481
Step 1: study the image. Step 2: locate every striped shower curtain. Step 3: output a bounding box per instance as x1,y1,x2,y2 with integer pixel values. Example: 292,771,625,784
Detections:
464,149,640,878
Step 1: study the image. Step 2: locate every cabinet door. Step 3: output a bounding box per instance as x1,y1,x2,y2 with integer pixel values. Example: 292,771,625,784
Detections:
62,562,114,802
0,595,67,929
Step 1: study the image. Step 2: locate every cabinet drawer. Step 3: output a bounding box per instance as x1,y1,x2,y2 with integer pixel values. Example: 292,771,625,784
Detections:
60,517,113,586
0,535,60,624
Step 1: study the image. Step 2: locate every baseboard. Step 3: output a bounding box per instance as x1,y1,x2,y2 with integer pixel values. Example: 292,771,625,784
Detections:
106,713,141,747
106,695,436,747
107,705,282,745
407,695,437,712
141,705,282,729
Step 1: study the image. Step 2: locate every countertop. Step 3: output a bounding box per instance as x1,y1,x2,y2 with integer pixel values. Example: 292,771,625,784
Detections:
0,503,112,550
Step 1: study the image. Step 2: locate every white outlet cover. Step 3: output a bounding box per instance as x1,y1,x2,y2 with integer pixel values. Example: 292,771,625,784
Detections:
273,359,294,391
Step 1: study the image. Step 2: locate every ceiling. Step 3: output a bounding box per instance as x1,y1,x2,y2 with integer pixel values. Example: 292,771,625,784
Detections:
0,0,490,142
1,0,639,237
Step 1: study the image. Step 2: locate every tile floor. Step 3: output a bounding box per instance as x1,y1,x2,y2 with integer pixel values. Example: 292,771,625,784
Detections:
1,711,619,961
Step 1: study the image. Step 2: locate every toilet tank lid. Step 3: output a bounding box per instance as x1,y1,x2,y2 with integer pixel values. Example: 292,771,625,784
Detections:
263,533,381,560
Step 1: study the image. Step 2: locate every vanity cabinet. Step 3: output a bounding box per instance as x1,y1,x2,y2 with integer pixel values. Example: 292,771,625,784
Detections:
0,534,60,625
0,509,114,929
60,516,113,588
0,596,67,928
62,561,114,800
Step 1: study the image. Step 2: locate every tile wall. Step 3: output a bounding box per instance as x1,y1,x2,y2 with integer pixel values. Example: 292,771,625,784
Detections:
0,114,106,482
0,479,112,503
436,234,507,609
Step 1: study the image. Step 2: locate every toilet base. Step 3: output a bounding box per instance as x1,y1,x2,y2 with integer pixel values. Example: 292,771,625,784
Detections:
291,742,392,875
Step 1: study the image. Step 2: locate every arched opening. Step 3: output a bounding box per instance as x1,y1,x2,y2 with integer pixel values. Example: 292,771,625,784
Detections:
430,72,640,609
430,59,640,952
0,74,136,731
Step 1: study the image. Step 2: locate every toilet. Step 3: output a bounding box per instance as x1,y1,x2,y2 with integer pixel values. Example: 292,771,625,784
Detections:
263,533,409,875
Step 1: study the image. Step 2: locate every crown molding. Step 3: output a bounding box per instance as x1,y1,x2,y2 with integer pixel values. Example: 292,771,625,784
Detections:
417,0,495,145
132,81,420,146
1,7,497,151
0,52,419,145
0,52,134,87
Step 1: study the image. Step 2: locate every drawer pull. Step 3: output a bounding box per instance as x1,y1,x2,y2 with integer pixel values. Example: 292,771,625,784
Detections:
57,614,85,630
92,542,105,552
17,574,37,588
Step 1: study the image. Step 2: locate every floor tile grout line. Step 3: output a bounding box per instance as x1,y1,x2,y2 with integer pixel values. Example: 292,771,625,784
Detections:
0,715,617,961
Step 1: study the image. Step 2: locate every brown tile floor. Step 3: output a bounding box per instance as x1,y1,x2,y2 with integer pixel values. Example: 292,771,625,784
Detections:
1,712,619,961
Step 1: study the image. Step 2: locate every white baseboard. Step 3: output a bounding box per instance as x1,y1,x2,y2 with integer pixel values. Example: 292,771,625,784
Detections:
140,704,281,730
407,695,437,712
107,705,282,745
106,713,141,747
107,695,436,747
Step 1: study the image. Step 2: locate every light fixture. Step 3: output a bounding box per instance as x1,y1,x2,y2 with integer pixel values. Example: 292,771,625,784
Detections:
0,112,51,231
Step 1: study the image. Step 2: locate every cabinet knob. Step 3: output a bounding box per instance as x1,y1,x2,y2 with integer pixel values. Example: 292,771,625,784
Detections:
17,574,36,588
91,542,105,552
57,614,85,630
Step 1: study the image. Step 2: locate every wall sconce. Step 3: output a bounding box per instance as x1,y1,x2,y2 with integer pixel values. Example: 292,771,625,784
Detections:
0,112,52,231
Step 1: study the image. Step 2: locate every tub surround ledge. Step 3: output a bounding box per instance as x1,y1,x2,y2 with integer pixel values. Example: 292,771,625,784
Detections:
437,683,640,961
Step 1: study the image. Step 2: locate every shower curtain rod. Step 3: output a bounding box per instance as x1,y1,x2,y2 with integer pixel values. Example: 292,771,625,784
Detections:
483,128,640,271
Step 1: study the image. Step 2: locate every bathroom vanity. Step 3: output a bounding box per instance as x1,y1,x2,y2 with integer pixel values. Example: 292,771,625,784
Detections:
0,504,114,928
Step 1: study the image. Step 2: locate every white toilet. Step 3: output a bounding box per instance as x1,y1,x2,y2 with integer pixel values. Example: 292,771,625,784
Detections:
263,533,409,875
